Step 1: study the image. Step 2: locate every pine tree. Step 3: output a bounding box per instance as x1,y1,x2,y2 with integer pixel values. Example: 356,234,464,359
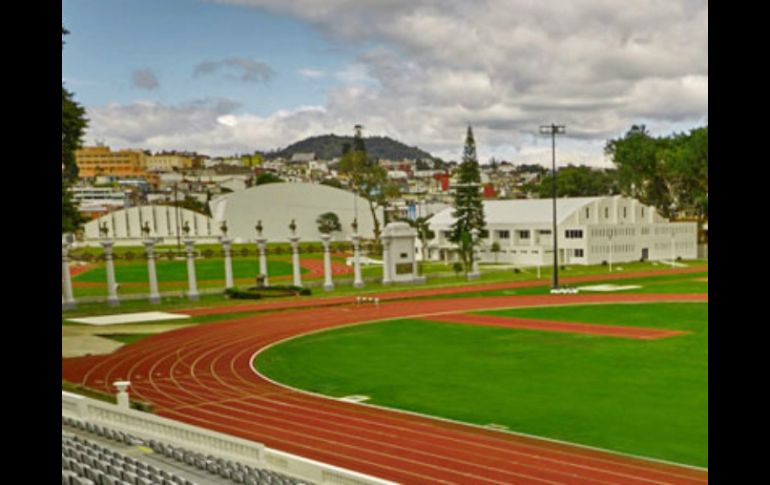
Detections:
450,126,486,271
62,26,88,233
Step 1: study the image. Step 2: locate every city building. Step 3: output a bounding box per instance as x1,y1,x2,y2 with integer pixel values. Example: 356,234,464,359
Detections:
426,195,698,266
144,154,194,172
75,146,148,178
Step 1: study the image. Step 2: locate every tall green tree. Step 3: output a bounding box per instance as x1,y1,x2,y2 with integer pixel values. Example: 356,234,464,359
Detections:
450,126,486,271
605,124,708,222
62,26,88,233
337,125,400,239
526,165,619,198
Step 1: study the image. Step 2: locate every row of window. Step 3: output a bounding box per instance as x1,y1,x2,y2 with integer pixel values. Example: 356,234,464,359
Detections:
585,206,646,220
565,230,583,239
591,244,636,254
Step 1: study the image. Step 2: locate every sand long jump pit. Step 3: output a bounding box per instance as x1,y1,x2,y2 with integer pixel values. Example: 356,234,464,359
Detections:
66,311,191,326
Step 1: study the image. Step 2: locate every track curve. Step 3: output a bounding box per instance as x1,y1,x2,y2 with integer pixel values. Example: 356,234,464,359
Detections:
63,292,708,484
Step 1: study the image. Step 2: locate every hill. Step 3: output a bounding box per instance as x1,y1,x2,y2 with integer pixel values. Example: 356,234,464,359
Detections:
267,134,438,161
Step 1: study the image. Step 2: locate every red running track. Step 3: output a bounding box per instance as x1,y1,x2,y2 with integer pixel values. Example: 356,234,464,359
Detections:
424,313,688,340
62,292,708,484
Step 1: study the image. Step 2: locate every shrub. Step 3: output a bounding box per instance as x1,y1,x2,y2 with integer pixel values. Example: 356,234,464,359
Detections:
124,251,135,260
513,268,521,274
239,247,249,257
202,248,214,258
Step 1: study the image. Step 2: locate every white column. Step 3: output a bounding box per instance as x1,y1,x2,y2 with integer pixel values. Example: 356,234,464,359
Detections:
256,238,269,286
62,241,76,310
467,228,480,280
352,233,364,289
101,240,119,307
381,236,392,285
222,238,234,289
114,381,130,410
184,239,199,300
144,239,161,304
608,231,613,273
320,234,334,291
289,236,302,287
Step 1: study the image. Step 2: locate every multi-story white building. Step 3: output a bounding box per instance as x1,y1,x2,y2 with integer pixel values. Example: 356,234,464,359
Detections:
426,196,698,266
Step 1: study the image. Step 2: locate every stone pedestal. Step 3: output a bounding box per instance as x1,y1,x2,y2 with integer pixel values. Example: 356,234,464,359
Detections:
62,241,76,310
381,238,392,285
144,239,161,304
351,233,364,289
381,222,422,284
222,238,234,289
101,240,120,307
114,381,130,409
289,236,302,287
256,238,269,286
184,239,199,300
320,234,334,291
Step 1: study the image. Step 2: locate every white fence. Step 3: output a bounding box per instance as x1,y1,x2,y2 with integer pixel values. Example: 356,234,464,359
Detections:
62,391,397,485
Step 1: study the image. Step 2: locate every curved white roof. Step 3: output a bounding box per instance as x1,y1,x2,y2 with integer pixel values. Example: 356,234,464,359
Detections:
210,182,383,241
83,205,221,241
429,197,601,226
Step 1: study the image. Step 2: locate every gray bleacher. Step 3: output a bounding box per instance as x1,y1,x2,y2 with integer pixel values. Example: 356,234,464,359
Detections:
62,416,307,485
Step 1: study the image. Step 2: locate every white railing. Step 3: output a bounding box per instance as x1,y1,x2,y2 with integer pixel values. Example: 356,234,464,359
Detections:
62,391,397,485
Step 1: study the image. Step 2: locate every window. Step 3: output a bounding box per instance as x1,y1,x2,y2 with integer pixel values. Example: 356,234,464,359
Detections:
641,207,645,217
585,208,590,218
623,207,627,218
519,230,530,239
565,230,584,239
605,207,609,218
575,249,584,257
497,230,510,239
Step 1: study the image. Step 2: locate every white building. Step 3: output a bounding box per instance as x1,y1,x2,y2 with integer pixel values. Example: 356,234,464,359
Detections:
209,182,383,242
80,205,222,246
426,196,698,266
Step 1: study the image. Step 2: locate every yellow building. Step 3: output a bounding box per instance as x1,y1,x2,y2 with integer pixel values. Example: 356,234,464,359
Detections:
75,146,147,178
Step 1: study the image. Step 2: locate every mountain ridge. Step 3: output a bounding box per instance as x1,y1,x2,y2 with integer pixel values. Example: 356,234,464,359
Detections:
265,134,439,161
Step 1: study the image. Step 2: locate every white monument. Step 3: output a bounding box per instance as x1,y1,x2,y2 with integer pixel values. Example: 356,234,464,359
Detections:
62,236,76,310
288,220,302,287
183,222,199,301
351,219,364,289
220,221,234,289
320,233,334,291
380,222,425,284
255,220,269,286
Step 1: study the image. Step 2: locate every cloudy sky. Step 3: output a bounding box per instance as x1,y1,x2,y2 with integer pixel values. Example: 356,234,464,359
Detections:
62,0,707,166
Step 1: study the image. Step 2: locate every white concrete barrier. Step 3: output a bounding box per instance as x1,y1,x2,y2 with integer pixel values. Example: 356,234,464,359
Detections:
62,391,397,485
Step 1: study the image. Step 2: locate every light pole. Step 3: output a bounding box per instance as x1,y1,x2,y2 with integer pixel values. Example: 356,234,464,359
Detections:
540,124,566,289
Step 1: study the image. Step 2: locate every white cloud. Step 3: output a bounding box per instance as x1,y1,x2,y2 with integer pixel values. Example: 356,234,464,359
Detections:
297,68,325,79
92,1,707,165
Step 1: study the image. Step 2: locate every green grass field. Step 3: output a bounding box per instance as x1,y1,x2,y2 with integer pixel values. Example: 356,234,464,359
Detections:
256,302,707,467
74,258,302,283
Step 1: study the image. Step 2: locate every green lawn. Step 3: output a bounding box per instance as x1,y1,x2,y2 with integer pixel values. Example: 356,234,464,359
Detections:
256,302,707,467
74,258,302,283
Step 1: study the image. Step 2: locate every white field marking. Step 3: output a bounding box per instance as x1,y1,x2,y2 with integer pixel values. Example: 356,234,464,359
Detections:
577,284,642,292
485,424,509,431
249,298,708,475
340,395,371,403
67,312,191,326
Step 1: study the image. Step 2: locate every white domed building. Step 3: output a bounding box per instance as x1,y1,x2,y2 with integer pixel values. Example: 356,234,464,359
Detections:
81,205,222,246
209,182,383,242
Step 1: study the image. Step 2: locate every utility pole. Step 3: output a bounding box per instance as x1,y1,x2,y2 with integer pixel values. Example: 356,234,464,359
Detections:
539,124,565,289
173,182,181,252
